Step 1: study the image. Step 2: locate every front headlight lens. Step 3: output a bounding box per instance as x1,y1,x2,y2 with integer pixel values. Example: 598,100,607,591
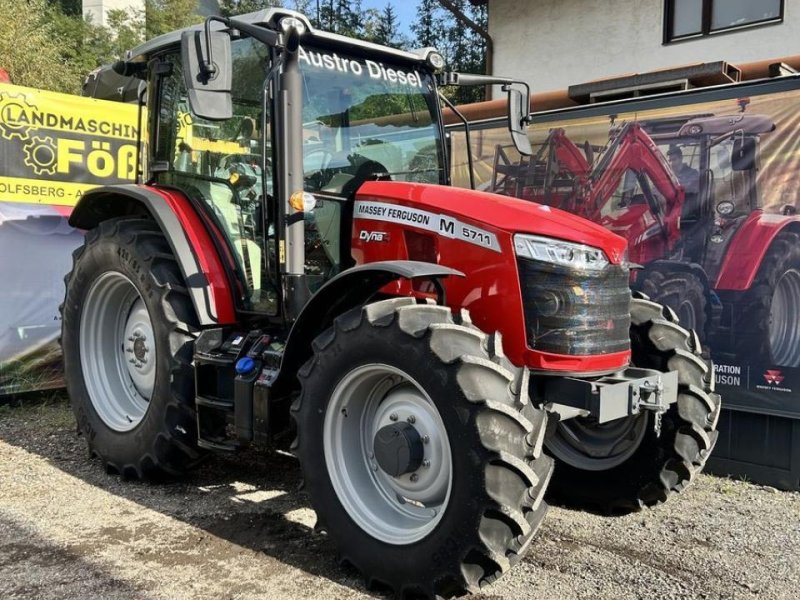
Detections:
514,234,609,270
427,51,445,71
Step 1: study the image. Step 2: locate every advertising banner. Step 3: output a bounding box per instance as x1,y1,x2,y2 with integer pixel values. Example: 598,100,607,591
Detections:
450,80,800,419
0,83,138,395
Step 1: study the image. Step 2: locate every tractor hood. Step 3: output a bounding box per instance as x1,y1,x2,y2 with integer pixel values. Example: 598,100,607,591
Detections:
356,181,628,264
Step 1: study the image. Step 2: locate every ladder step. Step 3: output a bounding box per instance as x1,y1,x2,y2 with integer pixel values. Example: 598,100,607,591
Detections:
196,395,234,411
197,438,238,452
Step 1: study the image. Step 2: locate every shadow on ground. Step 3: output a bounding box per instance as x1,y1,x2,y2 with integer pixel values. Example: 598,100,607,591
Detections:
0,394,376,598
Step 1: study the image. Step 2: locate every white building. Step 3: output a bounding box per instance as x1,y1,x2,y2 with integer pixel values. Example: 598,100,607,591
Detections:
82,0,219,27
485,0,796,93
83,0,145,27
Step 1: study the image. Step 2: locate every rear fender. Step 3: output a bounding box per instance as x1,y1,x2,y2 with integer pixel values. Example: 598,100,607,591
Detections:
70,184,236,325
714,210,800,291
274,261,464,394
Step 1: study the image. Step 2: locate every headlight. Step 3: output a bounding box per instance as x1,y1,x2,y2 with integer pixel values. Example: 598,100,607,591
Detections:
280,16,307,35
514,234,609,271
427,51,445,71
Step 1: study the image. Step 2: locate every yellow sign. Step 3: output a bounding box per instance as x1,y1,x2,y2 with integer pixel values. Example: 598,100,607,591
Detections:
0,82,139,207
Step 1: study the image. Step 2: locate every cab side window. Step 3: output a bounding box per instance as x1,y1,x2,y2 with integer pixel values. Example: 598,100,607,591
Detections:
151,38,277,314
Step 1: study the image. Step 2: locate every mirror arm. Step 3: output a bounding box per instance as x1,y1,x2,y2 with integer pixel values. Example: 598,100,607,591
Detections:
502,81,532,123
201,16,229,76
439,92,475,190
200,15,281,77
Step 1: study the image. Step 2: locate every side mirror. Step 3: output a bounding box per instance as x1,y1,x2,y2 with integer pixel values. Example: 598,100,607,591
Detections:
731,137,756,171
507,86,532,156
181,30,232,121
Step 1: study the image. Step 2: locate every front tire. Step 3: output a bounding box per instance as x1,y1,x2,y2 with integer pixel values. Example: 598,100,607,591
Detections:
735,230,800,367
293,298,553,597
545,295,721,512
61,218,203,479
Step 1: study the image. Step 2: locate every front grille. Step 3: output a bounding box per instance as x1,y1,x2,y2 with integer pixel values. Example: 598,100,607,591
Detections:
517,258,631,355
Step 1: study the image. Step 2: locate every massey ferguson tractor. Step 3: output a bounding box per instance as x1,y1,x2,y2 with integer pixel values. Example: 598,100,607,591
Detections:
61,9,720,597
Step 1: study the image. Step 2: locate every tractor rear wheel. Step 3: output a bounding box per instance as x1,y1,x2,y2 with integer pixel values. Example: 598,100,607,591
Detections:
544,295,720,512
638,268,707,342
735,230,800,367
293,298,553,597
61,217,203,479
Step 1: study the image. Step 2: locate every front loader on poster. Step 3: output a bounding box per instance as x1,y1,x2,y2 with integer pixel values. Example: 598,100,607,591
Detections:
492,108,800,368
62,9,720,597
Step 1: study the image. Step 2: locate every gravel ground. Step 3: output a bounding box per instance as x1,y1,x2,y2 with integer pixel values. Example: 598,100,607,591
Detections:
1,396,799,600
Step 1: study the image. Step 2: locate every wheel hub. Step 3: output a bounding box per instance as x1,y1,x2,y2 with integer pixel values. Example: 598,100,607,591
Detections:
324,364,452,545
79,272,154,432
373,422,424,477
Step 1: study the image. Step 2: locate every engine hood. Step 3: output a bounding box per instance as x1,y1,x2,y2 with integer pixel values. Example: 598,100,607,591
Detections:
357,181,628,264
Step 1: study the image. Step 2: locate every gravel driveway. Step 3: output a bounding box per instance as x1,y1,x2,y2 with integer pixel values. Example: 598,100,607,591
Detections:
1,396,798,599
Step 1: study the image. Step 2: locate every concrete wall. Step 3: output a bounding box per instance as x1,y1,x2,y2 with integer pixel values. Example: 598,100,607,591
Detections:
83,0,145,27
489,0,799,94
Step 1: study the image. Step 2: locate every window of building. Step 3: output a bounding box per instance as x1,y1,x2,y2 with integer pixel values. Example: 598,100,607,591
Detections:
664,0,783,43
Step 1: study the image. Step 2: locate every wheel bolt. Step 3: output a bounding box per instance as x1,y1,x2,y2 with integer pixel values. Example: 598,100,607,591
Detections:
422,435,430,444
410,473,419,482
389,413,398,421
407,415,416,424
129,358,135,364
422,459,431,468
127,336,135,342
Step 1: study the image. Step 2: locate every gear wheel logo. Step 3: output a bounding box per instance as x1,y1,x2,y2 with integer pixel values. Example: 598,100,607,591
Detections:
0,92,36,141
23,136,58,176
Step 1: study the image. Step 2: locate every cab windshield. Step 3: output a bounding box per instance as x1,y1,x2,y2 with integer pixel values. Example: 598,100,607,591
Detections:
298,46,444,195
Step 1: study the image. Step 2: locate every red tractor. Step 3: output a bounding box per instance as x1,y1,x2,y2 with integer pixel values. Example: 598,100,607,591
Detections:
62,10,719,597
492,108,800,367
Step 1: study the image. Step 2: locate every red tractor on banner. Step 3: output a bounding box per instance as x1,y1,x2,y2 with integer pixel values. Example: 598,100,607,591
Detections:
492,106,800,367
62,10,719,597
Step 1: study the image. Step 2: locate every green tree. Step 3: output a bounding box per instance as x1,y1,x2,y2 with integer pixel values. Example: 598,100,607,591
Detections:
411,0,444,49
145,0,204,38
364,4,407,47
220,0,284,17
0,0,77,92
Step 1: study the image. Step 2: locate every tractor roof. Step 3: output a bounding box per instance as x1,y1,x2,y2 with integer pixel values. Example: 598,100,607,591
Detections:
125,8,435,68
677,113,776,136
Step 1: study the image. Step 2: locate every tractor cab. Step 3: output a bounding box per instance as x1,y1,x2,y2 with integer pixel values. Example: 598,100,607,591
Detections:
643,112,775,266
116,9,530,322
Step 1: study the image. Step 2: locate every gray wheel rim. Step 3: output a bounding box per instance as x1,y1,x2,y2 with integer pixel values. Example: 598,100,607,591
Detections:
546,412,648,471
769,268,800,367
79,271,155,432
323,364,452,545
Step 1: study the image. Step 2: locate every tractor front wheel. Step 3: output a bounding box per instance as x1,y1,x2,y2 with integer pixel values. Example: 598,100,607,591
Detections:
293,298,553,597
544,295,720,512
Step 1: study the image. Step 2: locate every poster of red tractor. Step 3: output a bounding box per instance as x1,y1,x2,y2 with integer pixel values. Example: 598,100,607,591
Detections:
451,82,800,420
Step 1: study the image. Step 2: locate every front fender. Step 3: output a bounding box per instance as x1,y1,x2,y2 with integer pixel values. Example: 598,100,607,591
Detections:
275,261,463,393
715,210,800,291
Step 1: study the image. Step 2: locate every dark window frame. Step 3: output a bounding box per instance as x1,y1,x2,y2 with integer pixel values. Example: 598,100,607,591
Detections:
663,0,784,44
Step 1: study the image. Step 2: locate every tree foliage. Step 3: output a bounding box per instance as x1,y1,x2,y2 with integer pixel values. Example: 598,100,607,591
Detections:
6,0,490,104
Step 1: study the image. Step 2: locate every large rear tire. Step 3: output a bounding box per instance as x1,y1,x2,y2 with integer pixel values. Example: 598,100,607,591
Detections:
61,218,203,479
638,268,708,342
545,295,721,512
734,230,800,367
293,298,553,597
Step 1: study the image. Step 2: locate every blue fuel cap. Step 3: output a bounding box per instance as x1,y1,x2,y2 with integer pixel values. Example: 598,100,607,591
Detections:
235,357,256,375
